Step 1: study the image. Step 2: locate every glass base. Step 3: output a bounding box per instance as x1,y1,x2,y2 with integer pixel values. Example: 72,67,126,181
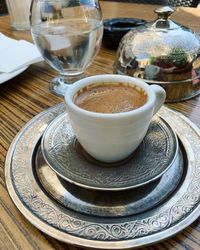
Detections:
11,23,30,31
50,74,85,97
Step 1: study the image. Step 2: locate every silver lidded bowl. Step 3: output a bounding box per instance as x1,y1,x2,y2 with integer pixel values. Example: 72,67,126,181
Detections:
114,6,200,102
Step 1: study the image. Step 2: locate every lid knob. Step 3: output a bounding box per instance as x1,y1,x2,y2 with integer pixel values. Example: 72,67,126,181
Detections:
154,6,175,20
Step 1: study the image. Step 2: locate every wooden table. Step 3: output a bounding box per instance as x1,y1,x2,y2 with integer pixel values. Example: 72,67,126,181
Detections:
0,1,200,249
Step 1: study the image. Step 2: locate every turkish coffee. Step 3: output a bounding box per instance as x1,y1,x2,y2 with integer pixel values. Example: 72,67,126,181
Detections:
73,82,148,113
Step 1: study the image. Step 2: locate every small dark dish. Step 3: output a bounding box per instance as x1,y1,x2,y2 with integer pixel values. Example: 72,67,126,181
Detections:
103,18,147,50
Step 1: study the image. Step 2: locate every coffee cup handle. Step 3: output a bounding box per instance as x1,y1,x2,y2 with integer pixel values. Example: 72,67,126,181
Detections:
150,85,166,115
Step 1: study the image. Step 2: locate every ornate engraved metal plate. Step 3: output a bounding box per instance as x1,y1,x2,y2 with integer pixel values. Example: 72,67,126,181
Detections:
41,113,178,190
36,144,183,217
5,103,200,249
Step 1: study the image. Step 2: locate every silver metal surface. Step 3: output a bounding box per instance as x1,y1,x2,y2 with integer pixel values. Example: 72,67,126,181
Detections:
5,103,200,249
41,114,178,191
114,6,200,102
36,145,183,217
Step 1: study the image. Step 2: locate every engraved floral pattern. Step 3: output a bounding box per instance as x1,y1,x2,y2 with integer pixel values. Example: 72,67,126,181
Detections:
8,104,200,242
42,114,177,189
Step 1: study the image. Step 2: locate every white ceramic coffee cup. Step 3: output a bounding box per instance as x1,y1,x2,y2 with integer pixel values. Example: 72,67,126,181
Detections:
65,74,166,163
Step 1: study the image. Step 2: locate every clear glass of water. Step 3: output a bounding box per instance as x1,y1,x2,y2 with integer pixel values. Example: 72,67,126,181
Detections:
30,0,103,96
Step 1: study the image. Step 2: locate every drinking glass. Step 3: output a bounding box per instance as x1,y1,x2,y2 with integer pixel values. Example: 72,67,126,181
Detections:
30,0,103,96
6,0,31,30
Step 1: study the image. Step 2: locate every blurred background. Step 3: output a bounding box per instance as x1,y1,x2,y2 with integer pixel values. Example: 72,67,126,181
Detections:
0,0,199,17
0,0,7,15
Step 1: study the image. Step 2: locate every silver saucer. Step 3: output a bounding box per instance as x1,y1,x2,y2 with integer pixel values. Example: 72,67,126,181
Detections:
36,144,183,217
41,114,178,191
5,103,200,249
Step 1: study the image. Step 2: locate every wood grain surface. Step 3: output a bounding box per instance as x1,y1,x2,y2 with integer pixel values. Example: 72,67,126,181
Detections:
0,1,200,249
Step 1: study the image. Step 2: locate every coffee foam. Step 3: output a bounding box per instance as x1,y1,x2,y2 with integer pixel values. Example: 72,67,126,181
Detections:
73,82,148,114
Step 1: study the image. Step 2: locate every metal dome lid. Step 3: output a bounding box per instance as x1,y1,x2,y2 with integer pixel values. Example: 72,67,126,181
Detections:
114,6,200,84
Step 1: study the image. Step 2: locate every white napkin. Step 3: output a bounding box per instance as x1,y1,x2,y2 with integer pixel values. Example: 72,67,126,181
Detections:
0,33,43,73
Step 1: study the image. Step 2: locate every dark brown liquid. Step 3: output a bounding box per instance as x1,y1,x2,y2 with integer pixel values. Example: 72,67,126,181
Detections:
73,83,148,113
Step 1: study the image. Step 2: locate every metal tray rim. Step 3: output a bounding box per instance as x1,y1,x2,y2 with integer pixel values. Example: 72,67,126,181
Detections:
5,103,200,249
